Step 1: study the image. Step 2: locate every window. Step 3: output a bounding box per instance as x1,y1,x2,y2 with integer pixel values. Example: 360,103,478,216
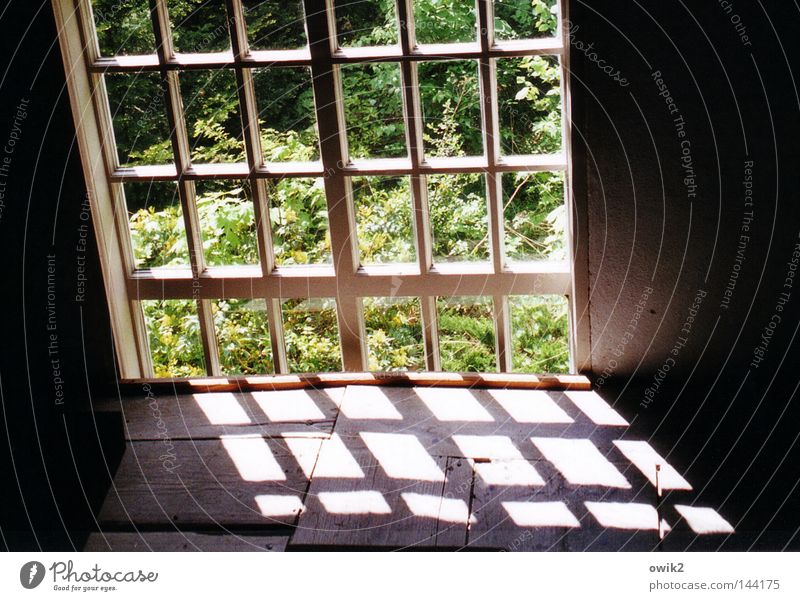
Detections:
53,0,588,378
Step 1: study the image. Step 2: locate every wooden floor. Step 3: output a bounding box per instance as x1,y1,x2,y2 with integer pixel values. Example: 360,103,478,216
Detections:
91,385,735,551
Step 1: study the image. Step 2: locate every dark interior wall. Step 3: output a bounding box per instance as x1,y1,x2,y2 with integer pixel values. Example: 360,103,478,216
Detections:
570,1,800,546
0,1,797,549
0,1,122,550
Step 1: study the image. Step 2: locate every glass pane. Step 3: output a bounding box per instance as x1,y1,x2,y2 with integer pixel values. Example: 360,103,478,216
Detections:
243,0,307,49
282,298,342,372
92,0,157,56
428,173,489,263
497,56,562,155
252,67,319,161
414,0,476,44
437,296,496,372
180,69,246,163
342,62,406,159
509,295,569,373
105,73,173,166
213,298,274,375
124,181,189,269
168,0,232,53
142,299,206,377
364,297,425,371
194,180,259,266
352,176,415,265
503,171,566,262
494,0,559,40
267,177,332,265
419,60,482,158
335,0,398,47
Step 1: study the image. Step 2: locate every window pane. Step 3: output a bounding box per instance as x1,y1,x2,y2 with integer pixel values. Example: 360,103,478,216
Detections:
195,180,259,266
142,299,206,377
494,0,559,40
267,177,331,266
509,295,569,373
503,171,566,262
105,73,173,166
342,62,406,159
364,297,425,371
428,173,489,263
335,0,398,47
168,0,232,53
419,60,482,158
497,56,562,155
252,67,320,161
437,296,496,372
124,182,189,269
414,0,476,44
180,69,246,163
92,0,157,56
282,298,342,372
213,298,274,375
352,176,415,265
243,0,307,50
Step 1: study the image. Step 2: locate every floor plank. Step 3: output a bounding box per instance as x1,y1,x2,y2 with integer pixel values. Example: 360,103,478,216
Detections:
92,384,732,551
466,457,669,551
97,388,342,440
333,386,636,460
84,532,288,552
290,450,472,549
99,438,320,528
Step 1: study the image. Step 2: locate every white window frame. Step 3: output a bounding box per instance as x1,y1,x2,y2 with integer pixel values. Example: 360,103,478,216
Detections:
52,0,591,379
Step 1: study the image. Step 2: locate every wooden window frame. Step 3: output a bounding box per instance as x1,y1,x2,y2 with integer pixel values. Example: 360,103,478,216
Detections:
52,0,591,379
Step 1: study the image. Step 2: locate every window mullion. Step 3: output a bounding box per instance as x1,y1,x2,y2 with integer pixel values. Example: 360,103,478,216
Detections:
493,294,512,372
477,0,503,273
150,0,221,376
421,296,441,371
225,0,288,374
396,0,439,371
302,0,365,371
478,0,510,372
558,0,589,373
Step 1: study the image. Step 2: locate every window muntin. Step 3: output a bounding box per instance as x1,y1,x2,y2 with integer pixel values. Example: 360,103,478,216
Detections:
71,0,576,377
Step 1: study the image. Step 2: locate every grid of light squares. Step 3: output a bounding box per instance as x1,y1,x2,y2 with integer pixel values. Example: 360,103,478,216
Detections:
199,388,734,538
85,0,571,377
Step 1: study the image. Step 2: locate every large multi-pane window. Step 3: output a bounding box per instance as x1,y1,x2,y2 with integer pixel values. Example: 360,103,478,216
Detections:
54,0,584,378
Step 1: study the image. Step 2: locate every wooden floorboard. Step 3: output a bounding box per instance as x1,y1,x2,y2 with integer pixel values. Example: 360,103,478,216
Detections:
331,386,637,460
99,438,319,528
97,388,342,440
290,450,472,549
93,384,732,551
83,532,288,552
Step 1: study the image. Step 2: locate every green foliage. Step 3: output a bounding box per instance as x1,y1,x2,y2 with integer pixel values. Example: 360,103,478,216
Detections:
414,0,476,44
364,298,425,371
94,0,571,375
494,0,558,40
505,171,566,261
92,0,157,56
267,177,331,265
283,299,342,372
342,63,406,158
353,177,415,263
335,0,398,47
243,0,307,50
195,182,258,266
438,299,497,372
143,300,206,378
214,299,274,375
511,295,569,373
